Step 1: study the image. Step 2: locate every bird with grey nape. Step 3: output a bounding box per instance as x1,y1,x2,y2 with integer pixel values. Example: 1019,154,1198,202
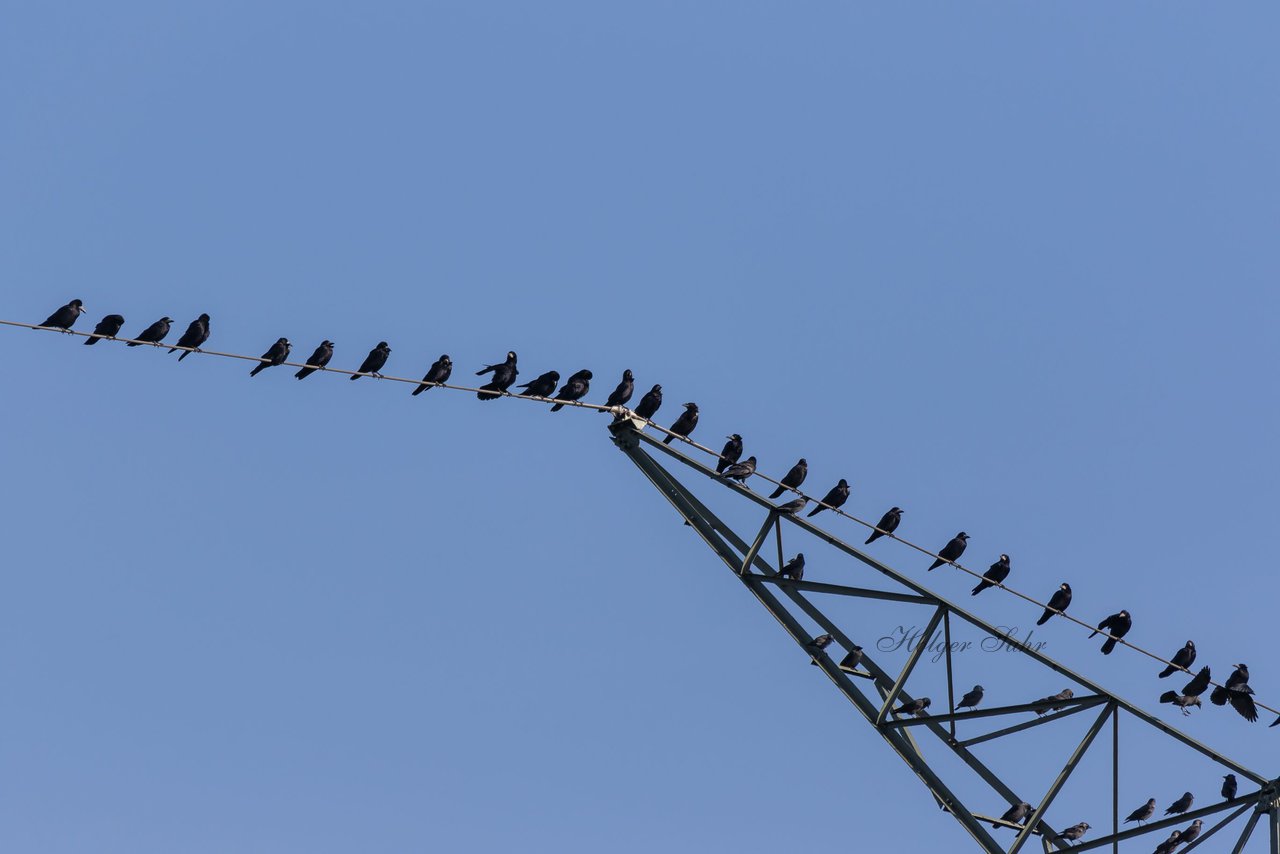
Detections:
476,351,519,400
956,685,984,711
295,341,335,380
1057,822,1090,844
1036,584,1072,626
633,384,662,420
928,532,969,571
777,553,804,582
807,634,833,652
170,313,210,360
250,338,291,376
1090,610,1131,654
720,456,757,484
663,402,699,444
971,554,1011,596
1164,792,1193,816
39,299,86,331
517,370,560,398
864,507,903,544
550,369,592,411
1152,829,1182,854
994,802,1032,829
769,458,807,499
84,314,125,345
601,369,634,410
839,646,864,671
1032,688,1074,717
808,479,850,517
1159,641,1196,678
127,317,172,346
1158,692,1202,715
894,697,930,717
1123,798,1155,825
775,496,807,516
412,355,452,395
715,434,743,474
1178,820,1203,845
351,342,391,380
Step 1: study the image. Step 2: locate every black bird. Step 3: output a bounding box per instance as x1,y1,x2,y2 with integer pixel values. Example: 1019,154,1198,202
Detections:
295,341,335,380
808,479,850,517
839,646,864,671
777,553,805,581
716,434,743,474
720,456,757,484
1032,688,1074,716
769,458,808,499
1182,666,1212,699
250,338,290,376
807,633,834,652
1158,692,1202,715
411,355,452,395
1058,822,1090,844
1159,641,1196,678
477,351,519,400
1178,820,1203,846
894,697,930,717
1272,715,1280,728
517,370,560,398
633,384,662,420
1124,798,1156,825
865,507,903,544
994,802,1032,830
550,369,592,411
1152,830,1182,854
127,317,173,346
1090,610,1132,654
663,402,699,444
351,342,391,380
928,532,969,571
1164,792,1193,816
83,314,125,345
39,299,86,331
601,369,634,409
971,554,1011,596
1036,584,1072,626
957,685,984,711
775,497,807,515
170,313,210,360
1222,774,1237,800
1211,664,1258,722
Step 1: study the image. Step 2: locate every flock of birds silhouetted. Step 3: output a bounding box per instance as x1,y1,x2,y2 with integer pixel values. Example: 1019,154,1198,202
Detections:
35,299,1268,847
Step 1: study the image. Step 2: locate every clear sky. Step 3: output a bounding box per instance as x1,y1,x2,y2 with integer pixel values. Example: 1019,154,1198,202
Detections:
3,3,1278,852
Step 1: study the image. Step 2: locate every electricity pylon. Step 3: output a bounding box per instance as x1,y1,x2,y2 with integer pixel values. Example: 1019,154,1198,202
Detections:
610,419,1279,853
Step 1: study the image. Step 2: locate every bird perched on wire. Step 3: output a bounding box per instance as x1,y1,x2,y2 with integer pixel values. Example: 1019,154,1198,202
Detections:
39,299,86,331
1159,641,1196,678
170,313,210,360
250,338,291,376
351,342,391,380
411,355,452,395
715,434,743,474
769,458,807,499
839,646,864,671
1211,663,1258,722
601,369,634,410
994,802,1032,830
663,402,699,444
83,314,125,345
1090,610,1132,654
1032,688,1074,717
1178,820,1203,846
1123,798,1156,826
633,384,662,420
808,479,850,517
775,496,807,516
1152,829,1182,854
720,456,757,484
550,369,592,411
517,370,560,398
957,685,984,711
295,341,335,380
1164,792,1193,816
477,351,519,400
807,634,834,652
928,532,969,571
864,507,903,545
1222,774,1237,800
971,554,1011,596
1057,822,1090,844
894,697,930,717
1036,584,1072,626
127,317,173,346
777,553,805,582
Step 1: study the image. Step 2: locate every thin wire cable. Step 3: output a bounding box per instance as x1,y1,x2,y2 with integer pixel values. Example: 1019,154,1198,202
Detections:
5,317,1272,720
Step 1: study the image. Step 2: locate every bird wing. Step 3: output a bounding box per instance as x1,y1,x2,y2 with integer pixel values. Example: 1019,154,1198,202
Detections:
1182,667,1211,697
1227,689,1259,723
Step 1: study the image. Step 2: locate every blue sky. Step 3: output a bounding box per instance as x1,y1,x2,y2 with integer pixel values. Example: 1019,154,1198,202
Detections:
3,3,1278,852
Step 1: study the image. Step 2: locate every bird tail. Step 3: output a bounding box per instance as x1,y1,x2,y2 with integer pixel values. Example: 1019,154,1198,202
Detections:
971,582,987,596
177,350,190,361
1159,691,1178,704
1102,638,1117,655
168,346,178,353
250,364,267,376
126,341,141,347
1158,666,1176,678
928,559,943,571
83,336,98,345
806,507,822,518
1036,611,1052,626
768,487,784,499
411,385,426,396
864,532,880,545
296,368,314,380
662,435,674,445
1271,716,1280,728
350,374,361,381
550,403,564,412
477,386,500,401
1088,630,1099,638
